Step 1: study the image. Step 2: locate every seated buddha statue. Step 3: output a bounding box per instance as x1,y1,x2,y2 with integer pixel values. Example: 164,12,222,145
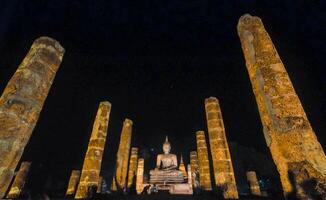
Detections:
149,137,186,184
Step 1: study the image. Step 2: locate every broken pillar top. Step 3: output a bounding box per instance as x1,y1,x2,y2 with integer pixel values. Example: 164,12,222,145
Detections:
124,118,133,126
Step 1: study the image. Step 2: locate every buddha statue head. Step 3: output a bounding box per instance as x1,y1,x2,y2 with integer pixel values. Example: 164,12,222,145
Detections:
163,136,171,154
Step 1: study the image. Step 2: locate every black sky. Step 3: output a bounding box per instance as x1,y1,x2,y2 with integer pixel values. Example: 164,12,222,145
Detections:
0,0,325,193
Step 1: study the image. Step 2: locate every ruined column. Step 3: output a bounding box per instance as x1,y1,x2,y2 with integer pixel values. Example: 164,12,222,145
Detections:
136,158,144,194
97,176,103,193
0,37,64,198
190,151,200,189
196,131,212,191
205,97,239,199
6,162,31,198
127,147,138,189
114,119,133,191
75,101,111,199
110,177,117,192
246,171,262,196
179,155,187,179
66,170,80,196
238,14,326,198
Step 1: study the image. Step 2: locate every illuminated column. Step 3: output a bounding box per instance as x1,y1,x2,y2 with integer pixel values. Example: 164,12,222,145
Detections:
75,102,111,199
246,171,261,196
66,170,80,196
110,177,117,192
205,97,239,199
0,37,64,198
179,155,187,179
196,131,212,191
136,158,144,194
97,176,103,193
190,151,200,189
127,147,138,189
6,162,31,198
187,164,193,193
238,14,326,198
115,119,133,191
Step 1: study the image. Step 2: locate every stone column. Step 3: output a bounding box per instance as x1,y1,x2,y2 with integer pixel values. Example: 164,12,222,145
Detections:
136,158,144,194
187,164,193,194
97,176,103,193
0,37,64,198
190,151,200,189
110,177,117,192
246,171,262,196
75,101,111,199
205,97,239,199
6,162,31,198
237,14,326,198
127,147,138,189
196,131,212,191
66,170,80,196
115,119,133,191
179,155,187,179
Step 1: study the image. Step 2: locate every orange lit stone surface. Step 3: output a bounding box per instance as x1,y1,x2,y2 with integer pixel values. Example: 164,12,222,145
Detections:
196,131,212,191
66,170,80,196
75,101,111,199
127,147,138,189
190,151,200,189
178,155,187,179
115,119,133,191
238,14,326,198
0,37,64,198
6,162,31,198
136,158,145,194
97,176,103,193
205,97,239,199
246,171,262,196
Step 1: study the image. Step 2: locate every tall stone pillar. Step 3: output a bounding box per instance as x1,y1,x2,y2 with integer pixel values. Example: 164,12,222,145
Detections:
196,131,212,191
6,162,31,198
246,171,262,196
187,164,193,194
110,177,117,192
75,101,111,199
0,37,64,198
136,158,144,194
190,151,200,189
127,147,138,189
179,155,187,179
66,170,80,196
205,97,239,199
238,14,326,198
115,119,133,191
97,176,103,193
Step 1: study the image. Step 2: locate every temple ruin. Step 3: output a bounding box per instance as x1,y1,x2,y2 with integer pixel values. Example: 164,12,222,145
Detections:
196,131,212,191
75,101,111,199
114,119,133,191
0,37,64,198
237,14,326,198
205,97,239,199
136,158,145,194
246,171,262,196
66,170,81,196
127,147,138,189
189,151,200,189
6,162,31,198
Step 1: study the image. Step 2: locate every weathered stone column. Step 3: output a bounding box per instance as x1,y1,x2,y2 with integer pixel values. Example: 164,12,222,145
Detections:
246,171,262,196
6,162,31,198
0,37,64,198
66,170,80,196
115,119,133,191
110,177,117,191
187,164,193,194
97,176,103,193
75,101,111,199
190,151,200,189
136,158,144,194
196,131,212,191
179,155,187,179
238,14,326,198
127,147,138,189
205,97,239,199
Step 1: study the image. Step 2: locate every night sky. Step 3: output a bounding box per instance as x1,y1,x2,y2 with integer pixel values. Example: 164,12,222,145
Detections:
0,0,325,194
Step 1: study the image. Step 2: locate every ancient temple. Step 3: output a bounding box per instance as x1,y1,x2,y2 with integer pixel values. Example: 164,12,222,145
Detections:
0,37,64,198
75,101,111,199
205,97,239,199
114,119,133,191
66,170,81,196
238,14,326,198
6,162,31,198
148,137,192,194
196,131,212,191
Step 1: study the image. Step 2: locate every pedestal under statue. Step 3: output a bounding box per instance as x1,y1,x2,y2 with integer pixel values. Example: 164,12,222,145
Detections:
148,137,192,194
